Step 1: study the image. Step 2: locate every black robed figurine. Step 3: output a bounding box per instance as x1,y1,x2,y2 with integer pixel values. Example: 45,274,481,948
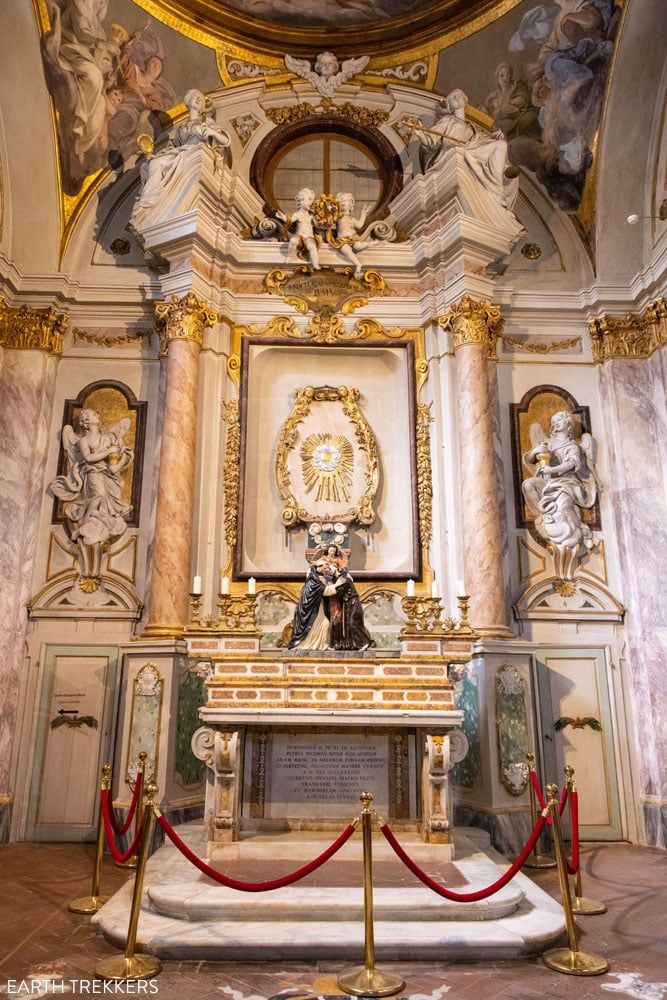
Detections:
288,544,375,652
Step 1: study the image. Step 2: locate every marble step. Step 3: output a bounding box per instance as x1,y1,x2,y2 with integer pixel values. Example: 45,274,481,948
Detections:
148,882,524,922
92,826,567,960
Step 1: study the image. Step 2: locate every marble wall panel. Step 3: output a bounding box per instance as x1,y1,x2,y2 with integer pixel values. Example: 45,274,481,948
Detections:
0,350,58,804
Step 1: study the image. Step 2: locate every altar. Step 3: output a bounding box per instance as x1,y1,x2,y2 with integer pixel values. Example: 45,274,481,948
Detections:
191,646,469,852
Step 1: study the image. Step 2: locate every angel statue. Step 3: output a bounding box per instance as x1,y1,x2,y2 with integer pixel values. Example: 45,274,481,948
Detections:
284,51,369,99
521,410,601,580
50,408,134,591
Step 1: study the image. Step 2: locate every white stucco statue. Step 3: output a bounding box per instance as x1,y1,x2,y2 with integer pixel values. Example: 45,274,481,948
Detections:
278,187,322,270
415,89,519,211
131,88,231,230
284,51,369,98
521,410,601,581
50,408,134,590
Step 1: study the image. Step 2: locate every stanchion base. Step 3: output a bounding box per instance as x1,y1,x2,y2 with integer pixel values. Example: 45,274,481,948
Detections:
523,854,557,869
95,954,162,981
68,895,107,914
572,896,607,915
543,947,609,976
114,857,138,870
337,966,404,997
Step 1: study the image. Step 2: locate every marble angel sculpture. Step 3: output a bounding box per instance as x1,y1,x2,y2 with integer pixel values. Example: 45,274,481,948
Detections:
521,410,601,580
284,51,369,98
331,192,375,277
131,88,231,230
50,408,134,589
414,88,519,211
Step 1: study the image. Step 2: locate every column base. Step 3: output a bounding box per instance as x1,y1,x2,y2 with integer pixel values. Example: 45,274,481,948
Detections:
473,625,516,640
138,623,185,640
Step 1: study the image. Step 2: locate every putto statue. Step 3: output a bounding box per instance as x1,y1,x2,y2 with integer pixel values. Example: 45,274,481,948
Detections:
50,409,134,592
412,88,519,212
131,88,231,230
284,51,369,98
521,410,601,581
289,545,375,652
254,189,396,275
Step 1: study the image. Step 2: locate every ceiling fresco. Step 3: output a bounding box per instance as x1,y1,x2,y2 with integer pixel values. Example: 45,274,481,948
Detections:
34,0,624,247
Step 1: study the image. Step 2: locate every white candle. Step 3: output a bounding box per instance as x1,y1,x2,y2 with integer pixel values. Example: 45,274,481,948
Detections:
406,579,415,597
220,575,230,595
192,575,202,595
431,580,438,598
457,578,466,596
247,577,256,595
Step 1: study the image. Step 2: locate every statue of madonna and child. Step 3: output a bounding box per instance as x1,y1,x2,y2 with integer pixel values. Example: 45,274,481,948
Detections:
288,544,375,652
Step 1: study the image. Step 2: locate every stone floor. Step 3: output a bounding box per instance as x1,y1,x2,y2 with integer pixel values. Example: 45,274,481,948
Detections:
0,840,666,999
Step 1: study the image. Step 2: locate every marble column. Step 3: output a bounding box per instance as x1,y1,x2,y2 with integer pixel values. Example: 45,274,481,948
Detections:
439,296,510,636
143,292,218,636
590,299,667,847
0,299,66,828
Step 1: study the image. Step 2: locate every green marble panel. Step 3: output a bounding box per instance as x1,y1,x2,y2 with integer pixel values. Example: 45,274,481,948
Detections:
174,670,206,787
450,670,481,789
495,664,529,796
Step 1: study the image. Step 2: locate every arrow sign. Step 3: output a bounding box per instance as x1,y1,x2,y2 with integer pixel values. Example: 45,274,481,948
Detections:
58,708,78,716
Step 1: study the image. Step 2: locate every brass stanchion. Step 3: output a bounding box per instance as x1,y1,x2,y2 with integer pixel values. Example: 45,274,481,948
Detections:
338,793,404,998
564,766,606,916
523,752,556,869
115,751,148,871
69,764,111,914
95,782,162,981
543,783,608,976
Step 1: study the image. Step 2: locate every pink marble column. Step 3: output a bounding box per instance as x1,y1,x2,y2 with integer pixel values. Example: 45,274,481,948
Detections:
0,302,65,817
440,296,510,636
143,293,217,635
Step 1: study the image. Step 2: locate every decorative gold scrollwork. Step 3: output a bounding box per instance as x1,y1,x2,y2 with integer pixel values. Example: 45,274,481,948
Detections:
588,297,666,363
275,384,379,527
438,296,503,358
0,297,68,355
222,400,240,552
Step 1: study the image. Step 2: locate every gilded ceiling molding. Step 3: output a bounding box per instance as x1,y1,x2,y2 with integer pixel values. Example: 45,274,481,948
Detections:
154,293,219,356
129,0,524,65
438,296,503,359
588,297,667,363
0,297,68,356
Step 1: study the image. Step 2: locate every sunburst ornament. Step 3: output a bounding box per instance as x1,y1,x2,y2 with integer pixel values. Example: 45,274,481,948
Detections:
301,433,354,504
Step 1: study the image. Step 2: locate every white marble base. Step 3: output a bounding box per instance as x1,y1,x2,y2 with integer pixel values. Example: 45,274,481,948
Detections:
92,825,565,960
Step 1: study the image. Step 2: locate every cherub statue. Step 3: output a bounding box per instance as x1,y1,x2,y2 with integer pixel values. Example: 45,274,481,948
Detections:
49,408,134,590
277,187,321,270
332,192,371,277
284,51,369,99
521,410,601,580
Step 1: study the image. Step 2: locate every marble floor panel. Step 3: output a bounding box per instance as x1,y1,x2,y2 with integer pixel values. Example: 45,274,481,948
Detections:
0,840,666,999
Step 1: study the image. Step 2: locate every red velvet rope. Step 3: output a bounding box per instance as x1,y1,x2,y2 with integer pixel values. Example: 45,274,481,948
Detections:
566,790,580,875
101,789,144,863
157,814,356,891
381,813,547,903
559,785,569,817
530,768,547,810
107,772,143,836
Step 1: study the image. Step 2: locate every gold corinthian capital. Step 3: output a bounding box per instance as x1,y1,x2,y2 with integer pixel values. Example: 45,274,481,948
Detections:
438,296,503,358
588,297,666,364
0,296,68,355
154,292,219,355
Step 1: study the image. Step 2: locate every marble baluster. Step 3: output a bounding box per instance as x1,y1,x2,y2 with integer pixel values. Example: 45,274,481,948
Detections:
0,301,65,820
440,297,510,636
143,293,218,636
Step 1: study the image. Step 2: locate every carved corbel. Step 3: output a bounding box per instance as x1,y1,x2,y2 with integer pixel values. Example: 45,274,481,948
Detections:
192,726,242,844
422,733,451,843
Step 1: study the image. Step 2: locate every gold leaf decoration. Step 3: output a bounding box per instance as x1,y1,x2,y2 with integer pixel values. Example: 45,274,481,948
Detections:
300,432,354,504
